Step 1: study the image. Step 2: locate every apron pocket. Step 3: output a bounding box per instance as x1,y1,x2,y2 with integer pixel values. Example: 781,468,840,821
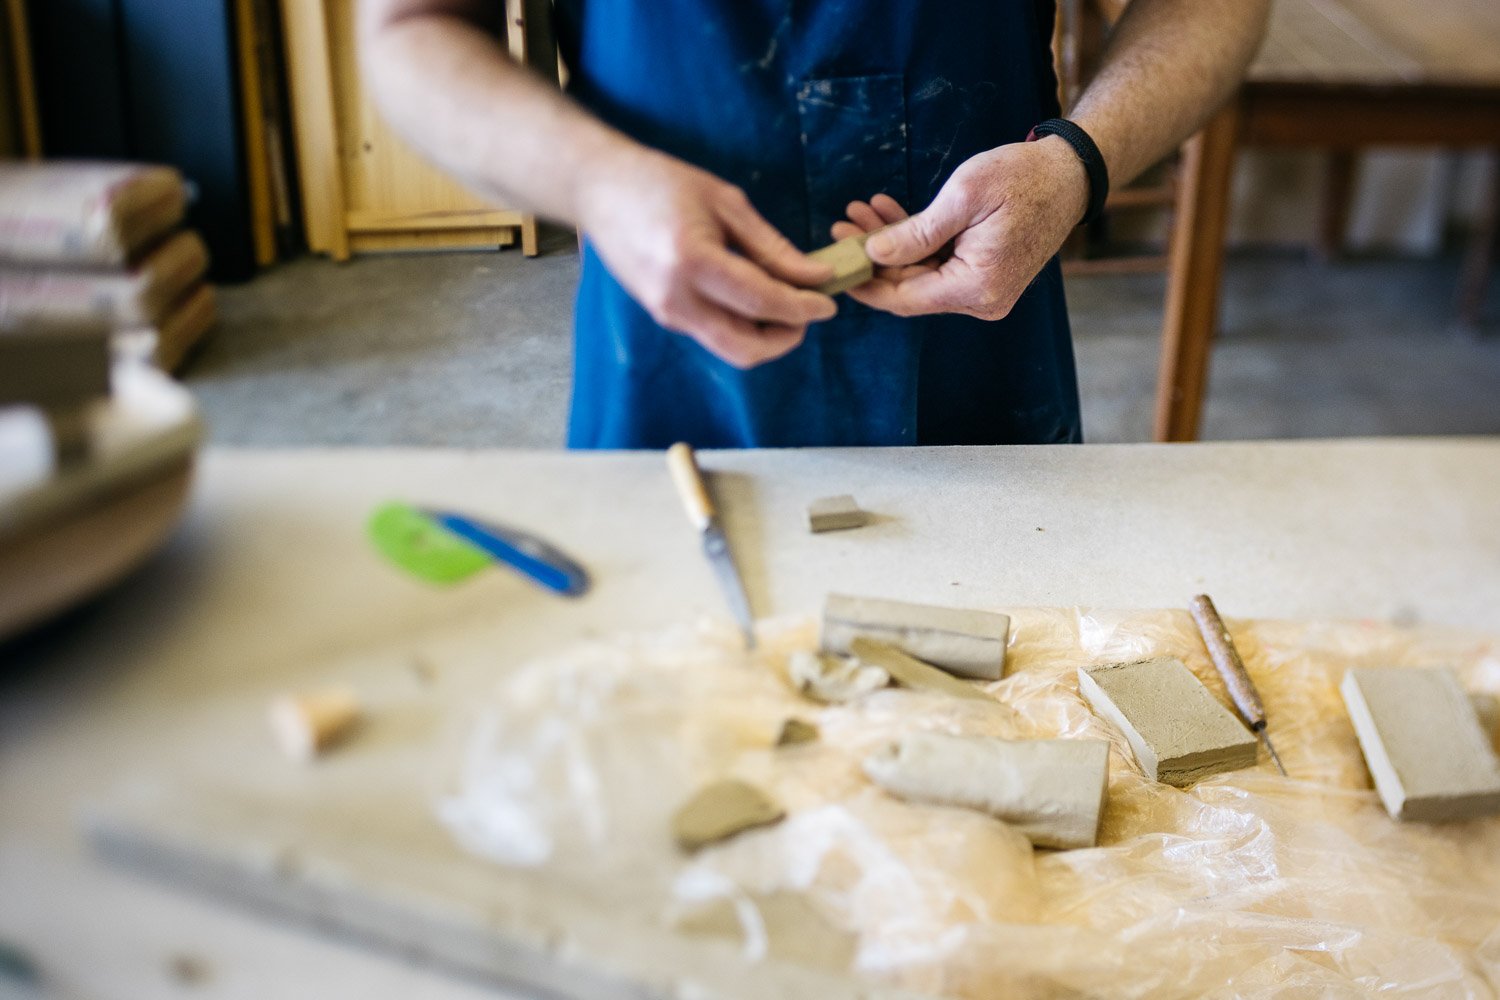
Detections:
796,74,910,250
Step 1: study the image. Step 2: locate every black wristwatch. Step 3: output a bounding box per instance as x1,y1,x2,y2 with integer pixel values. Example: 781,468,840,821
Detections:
1028,118,1110,226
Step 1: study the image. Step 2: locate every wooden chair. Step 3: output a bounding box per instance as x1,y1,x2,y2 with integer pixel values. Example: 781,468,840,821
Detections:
1054,0,1181,277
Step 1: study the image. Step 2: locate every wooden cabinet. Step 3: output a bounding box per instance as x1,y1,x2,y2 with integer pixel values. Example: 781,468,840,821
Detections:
280,0,551,259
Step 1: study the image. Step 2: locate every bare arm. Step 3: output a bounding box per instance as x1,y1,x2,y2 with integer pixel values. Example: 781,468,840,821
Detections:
837,0,1271,320
360,0,835,368
1070,0,1271,188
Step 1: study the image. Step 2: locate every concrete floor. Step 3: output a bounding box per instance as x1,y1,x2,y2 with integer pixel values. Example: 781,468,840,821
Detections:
188,230,1500,446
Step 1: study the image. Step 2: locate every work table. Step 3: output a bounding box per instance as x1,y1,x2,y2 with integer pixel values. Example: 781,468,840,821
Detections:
2,440,1498,999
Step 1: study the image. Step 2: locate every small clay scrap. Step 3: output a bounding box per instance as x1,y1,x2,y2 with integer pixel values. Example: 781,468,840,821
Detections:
1078,658,1256,786
268,687,361,762
775,718,820,746
788,649,889,703
822,593,1009,680
672,779,784,851
863,733,1110,849
849,638,990,702
806,494,869,533
1341,668,1500,822
1472,693,1500,754
808,232,875,296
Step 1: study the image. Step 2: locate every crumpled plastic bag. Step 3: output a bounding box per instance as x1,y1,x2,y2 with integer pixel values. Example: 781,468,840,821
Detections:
439,608,1500,998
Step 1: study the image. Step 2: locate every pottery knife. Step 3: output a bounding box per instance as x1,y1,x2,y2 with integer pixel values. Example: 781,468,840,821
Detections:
666,442,756,649
1189,594,1288,776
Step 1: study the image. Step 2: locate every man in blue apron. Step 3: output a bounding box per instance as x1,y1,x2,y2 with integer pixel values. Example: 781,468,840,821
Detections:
363,0,1269,449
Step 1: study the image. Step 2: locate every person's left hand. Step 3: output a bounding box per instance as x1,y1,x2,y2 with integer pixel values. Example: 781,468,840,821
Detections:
829,136,1089,320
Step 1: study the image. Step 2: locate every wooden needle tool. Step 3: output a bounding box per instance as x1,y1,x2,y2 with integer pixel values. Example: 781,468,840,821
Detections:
1188,594,1288,776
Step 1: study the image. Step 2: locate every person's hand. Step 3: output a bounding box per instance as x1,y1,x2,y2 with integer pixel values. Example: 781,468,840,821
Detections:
829,137,1089,320
575,145,836,368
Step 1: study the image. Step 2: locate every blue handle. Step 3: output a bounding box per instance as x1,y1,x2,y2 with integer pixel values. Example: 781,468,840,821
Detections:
431,513,587,596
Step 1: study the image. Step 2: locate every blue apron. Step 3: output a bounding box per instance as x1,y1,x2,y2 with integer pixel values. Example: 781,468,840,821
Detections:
556,1,1083,448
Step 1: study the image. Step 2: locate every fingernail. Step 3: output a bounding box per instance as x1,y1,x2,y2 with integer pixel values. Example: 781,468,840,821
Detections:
866,233,891,258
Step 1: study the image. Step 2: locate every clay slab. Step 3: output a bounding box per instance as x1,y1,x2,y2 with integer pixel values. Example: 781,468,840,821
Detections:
822,593,1009,680
806,495,868,533
1078,658,1257,786
1341,668,1500,822
864,733,1110,850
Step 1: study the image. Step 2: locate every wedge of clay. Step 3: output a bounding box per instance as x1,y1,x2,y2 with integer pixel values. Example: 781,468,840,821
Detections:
672,779,784,851
863,732,1110,850
788,649,889,704
269,687,361,762
821,593,1009,680
849,638,990,702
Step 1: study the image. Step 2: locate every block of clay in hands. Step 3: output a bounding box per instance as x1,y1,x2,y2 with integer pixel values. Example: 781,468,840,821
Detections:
1078,658,1256,786
1341,667,1500,822
863,732,1110,850
808,233,875,296
821,593,1009,680
269,687,361,761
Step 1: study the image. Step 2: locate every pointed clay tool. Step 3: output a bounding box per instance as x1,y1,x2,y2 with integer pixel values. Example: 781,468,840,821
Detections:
666,443,755,649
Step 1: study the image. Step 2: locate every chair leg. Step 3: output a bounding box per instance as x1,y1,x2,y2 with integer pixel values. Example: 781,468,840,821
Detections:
1154,100,1241,443
1456,151,1499,332
1317,151,1358,264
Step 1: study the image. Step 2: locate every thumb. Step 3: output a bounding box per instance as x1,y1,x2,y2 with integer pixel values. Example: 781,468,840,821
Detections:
865,193,969,267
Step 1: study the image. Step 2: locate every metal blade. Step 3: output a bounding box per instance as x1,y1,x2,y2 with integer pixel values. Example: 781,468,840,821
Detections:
1260,731,1288,777
701,524,755,649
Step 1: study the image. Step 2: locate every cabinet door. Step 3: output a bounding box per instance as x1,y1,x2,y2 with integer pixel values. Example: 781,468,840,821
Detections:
282,0,538,259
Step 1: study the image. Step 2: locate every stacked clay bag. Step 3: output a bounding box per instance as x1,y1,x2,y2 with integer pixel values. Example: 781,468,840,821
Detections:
0,161,216,371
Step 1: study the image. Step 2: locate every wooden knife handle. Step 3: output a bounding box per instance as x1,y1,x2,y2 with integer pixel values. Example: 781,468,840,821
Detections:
666,442,714,530
1189,593,1267,729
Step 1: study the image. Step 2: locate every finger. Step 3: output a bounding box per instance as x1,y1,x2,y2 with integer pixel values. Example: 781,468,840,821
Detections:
691,247,837,326
844,200,886,233
832,219,934,279
845,261,978,317
865,185,975,268
715,188,833,287
868,193,910,224
668,292,806,369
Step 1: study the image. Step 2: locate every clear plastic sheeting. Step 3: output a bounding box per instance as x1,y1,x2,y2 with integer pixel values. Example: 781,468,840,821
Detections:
439,608,1500,998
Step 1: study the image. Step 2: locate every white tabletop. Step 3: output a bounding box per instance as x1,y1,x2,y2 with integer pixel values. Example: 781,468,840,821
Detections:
2,440,1497,999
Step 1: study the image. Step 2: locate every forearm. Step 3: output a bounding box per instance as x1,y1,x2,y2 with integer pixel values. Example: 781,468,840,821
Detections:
360,2,635,223
1068,0,1271,186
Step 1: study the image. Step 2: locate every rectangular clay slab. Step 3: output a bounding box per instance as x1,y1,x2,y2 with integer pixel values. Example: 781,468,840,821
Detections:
822,593,1009,680
1078,658,1257,786
806,495,868,533
1341,667,1500,822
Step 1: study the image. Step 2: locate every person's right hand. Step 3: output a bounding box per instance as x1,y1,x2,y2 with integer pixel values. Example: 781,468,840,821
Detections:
574,145,836,369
